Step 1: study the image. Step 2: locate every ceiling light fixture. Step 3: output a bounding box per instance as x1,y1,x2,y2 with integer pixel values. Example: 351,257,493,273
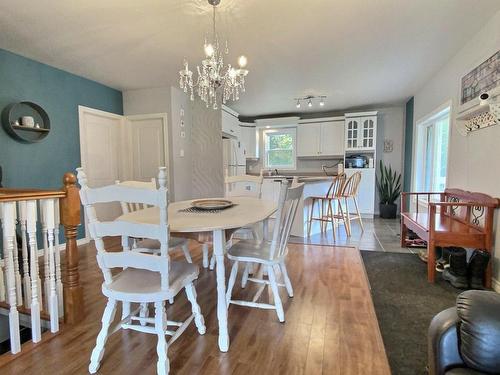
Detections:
179,0,249,109
294,95,327,109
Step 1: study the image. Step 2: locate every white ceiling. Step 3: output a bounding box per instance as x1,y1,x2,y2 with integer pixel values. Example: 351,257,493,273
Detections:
1,0,499,116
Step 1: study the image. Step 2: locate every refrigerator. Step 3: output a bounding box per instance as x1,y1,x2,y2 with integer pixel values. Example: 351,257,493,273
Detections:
223,138,246,177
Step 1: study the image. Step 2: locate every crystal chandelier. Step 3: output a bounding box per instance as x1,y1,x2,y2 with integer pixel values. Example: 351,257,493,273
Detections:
179,0,248,109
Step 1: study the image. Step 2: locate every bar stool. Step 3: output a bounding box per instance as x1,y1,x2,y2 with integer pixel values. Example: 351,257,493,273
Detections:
341,172,364,236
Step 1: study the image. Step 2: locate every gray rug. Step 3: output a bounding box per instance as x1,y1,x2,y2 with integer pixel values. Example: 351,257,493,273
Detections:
360,251,461,375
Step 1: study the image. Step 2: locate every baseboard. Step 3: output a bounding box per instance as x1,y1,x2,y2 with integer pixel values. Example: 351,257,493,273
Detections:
492,278,500,293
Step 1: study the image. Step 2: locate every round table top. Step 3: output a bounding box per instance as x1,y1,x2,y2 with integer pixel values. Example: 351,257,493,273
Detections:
116,196,277,233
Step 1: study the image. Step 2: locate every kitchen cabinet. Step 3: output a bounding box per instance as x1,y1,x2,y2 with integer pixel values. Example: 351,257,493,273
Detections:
239,124,259,159
345,168,375,215
345,112,377,151
297,120,344,157
222,109,240,138
261,179,282,202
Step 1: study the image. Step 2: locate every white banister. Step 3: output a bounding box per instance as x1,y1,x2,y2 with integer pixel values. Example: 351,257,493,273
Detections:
27,199,42,343
19,201,32,307
42,198,59,333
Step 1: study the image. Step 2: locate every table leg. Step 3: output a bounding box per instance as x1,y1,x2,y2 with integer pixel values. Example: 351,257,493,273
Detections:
263,218,269,241
213,229,229,352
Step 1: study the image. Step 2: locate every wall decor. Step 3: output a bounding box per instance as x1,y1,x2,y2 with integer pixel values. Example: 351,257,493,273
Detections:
383,139,393,153
1,101,50,143
460,50,499,107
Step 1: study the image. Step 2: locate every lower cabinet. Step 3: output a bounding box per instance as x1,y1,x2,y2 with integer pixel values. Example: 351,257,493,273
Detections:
261,179,282,202
344,168,375,216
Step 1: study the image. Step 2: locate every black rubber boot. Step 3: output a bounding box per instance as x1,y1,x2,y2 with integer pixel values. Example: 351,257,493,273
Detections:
436,247,452,272
442,247,468,288
468,250,491,289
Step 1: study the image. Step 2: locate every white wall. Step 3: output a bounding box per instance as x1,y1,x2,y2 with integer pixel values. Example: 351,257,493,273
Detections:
413,10,500,286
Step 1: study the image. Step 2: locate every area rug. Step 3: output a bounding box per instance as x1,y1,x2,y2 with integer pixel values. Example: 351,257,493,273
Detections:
360,251,461,375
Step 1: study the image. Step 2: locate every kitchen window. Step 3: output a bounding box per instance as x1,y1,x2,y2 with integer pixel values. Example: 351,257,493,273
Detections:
263,128,296,170
413,105,450,193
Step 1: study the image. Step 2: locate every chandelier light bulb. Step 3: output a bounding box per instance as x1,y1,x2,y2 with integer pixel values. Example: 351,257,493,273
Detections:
308,99,313,107
204,43,215,57
238,55,248,68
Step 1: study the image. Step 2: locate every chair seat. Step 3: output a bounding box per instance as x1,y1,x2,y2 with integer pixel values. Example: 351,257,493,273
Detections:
227,239,285,264
309,195,340,201
136,236,188,250
102,261,199,303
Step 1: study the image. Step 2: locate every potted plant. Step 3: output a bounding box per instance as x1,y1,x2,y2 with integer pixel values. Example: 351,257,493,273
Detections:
376,160,401,219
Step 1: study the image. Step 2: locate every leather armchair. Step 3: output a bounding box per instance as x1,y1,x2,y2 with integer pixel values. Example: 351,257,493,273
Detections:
428,290,500,375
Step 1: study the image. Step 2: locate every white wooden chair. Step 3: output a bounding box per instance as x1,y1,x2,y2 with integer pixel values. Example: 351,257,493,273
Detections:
341,172,364,236
115,179,193,264
225,180,304,322
78,167,205,375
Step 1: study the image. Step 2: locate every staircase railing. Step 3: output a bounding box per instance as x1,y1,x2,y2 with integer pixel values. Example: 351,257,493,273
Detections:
0,172,82,354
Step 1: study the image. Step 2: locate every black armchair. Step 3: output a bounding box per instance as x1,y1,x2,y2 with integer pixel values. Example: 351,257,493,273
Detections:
428,290,500,375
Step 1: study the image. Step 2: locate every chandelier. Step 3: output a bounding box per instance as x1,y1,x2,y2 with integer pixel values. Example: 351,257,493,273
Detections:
179,0,249,110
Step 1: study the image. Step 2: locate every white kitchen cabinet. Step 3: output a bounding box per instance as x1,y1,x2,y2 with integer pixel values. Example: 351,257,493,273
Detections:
261,179,282,202
320,121,344,156
222,109,240,138
239,125,259,159
297,119,344,157
297,123,321,157
345,168,376,216
345,112,377,152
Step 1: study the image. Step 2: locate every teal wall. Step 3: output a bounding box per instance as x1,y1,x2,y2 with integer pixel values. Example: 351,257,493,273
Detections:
0,49,123,238
403,97,414,192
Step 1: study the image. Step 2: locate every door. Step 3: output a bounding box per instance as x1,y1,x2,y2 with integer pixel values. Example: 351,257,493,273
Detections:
320,121,344,156
79,106,125,226
345,118,360,150
297,123,321,157
127,114,169,184
361,117,376,149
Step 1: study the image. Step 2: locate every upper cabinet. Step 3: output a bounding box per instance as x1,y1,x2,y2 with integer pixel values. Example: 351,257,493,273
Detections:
221,107,240,138
297,119,344,157
239,124,259,159
345,112,377,152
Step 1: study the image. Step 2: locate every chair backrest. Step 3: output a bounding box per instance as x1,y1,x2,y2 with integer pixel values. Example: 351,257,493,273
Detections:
326,173,346,198
78,167,170,291
224,173,264,198
342,172,362,197
269,180,305,260
116,178,156,214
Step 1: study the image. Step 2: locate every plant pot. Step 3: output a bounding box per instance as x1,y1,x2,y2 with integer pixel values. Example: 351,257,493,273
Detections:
379,203,397,219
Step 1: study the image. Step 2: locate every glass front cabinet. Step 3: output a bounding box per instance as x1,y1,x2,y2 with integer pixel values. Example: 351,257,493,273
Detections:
344,113,377,151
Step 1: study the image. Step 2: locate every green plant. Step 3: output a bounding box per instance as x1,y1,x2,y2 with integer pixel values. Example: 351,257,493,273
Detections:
376,160,401,205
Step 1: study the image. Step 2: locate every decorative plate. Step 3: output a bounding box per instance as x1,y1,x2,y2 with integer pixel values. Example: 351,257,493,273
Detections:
191,199,234,210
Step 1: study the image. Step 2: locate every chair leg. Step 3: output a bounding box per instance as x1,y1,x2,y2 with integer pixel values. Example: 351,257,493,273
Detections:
226,261,239,305
202,243,209,269
181,242,193,263
344,197,352,236
267,265,285,322
185,283,206,335
251,226,261,242
168,297,174,304
328,200,336,242
139,303,149,326
154,301,169,375
241,262,250,288
320,199,325,233
308,198,316,236
121,301,130,320
209,253,216,270
280,262,294,298
353,197,364,232
89,299,117,374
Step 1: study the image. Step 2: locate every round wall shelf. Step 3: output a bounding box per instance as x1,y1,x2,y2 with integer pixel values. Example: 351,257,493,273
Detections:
1,101,51,143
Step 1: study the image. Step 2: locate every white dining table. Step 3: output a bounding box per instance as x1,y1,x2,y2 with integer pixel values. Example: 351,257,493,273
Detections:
115,196,277,352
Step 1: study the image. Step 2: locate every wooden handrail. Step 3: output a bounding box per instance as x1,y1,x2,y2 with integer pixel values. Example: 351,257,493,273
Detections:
0,173,83,325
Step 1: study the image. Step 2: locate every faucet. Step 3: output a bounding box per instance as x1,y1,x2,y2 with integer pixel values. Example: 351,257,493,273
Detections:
273,169,279,176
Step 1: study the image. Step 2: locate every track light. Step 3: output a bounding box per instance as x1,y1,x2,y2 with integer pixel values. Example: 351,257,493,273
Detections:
307,99,313,107
294,95,326,109
296,100,301,108
319,97,325,106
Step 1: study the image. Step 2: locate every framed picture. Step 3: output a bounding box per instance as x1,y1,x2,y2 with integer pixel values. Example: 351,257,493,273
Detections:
458,49,499,113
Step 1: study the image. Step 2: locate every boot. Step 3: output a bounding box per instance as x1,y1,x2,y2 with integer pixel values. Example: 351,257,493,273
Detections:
468,250,490,289
436,247,452,273
442,247,468,288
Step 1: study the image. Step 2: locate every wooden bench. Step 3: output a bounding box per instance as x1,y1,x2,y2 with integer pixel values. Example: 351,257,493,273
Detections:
400,188,499,287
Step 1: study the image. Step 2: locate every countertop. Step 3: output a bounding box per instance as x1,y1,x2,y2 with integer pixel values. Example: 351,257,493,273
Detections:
248,172,336,183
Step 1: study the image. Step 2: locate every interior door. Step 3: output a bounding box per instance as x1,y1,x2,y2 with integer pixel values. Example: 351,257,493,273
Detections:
126,114,169,185
79,106,125,226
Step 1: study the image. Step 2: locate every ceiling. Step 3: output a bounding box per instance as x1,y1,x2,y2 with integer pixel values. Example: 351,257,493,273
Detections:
1,0,499,116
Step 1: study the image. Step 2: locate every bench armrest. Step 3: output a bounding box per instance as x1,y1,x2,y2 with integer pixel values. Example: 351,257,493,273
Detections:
429,201,498,208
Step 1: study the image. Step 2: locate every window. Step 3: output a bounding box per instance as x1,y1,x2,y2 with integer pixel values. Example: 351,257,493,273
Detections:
263,128,296,169
413,106,450,192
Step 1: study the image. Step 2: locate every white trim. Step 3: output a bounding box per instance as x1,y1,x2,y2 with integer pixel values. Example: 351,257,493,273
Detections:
345,111,378,118
492,278,500,294
263,127,297,170
221,105,239,118
255,117,300,127
298,116,344,124
415,100,452,125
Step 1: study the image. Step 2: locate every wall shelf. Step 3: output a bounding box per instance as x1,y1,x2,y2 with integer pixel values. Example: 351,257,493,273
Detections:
1,101,51,143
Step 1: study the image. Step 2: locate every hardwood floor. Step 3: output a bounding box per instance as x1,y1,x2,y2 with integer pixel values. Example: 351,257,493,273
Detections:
0,239,390,375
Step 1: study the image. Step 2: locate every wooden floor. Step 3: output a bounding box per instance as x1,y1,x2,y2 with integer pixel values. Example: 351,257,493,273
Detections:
0,240,391,375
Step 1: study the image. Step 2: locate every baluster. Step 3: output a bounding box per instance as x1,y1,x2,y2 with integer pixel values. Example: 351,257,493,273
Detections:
19,201,32,307
54,200,64,317
2,201,21,354
0,258,5,302
40,200,50,311
42,199,59,333
27,200,42,342
12,204,23,306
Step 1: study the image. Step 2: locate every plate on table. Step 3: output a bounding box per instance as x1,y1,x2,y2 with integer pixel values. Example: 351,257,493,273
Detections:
191,199,234,210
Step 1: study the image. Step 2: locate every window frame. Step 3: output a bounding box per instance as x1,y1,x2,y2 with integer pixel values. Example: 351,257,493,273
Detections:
412,102,451,205
263,127,297,170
